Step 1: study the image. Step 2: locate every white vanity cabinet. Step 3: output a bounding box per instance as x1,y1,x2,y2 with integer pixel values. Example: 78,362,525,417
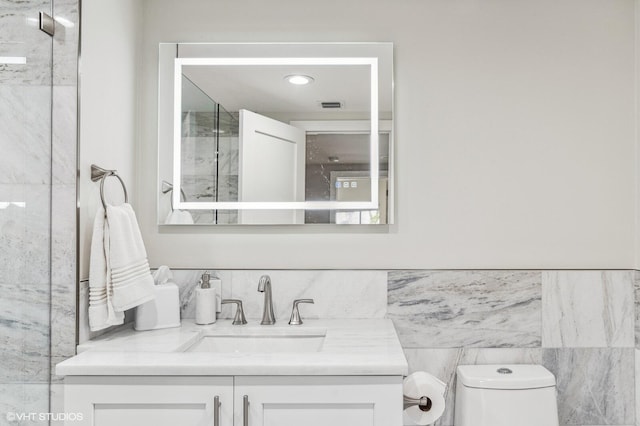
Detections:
58,320,409,426
234,376,402,426
64,376,234,426
63,376,402,426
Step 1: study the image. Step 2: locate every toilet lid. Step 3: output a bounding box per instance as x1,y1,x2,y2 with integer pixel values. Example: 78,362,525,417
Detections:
457,364,556,390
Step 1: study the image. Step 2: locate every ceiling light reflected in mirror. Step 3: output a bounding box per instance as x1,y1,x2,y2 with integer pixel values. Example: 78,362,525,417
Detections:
285,74,314,85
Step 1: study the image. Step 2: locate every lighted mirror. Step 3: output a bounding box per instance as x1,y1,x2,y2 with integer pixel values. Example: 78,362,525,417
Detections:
158,43,393,225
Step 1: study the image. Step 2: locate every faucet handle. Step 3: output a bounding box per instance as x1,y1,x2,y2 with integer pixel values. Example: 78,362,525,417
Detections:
289,299,314,325
221,299,248,325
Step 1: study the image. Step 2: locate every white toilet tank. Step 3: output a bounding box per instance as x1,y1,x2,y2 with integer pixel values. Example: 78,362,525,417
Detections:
454,364,559,426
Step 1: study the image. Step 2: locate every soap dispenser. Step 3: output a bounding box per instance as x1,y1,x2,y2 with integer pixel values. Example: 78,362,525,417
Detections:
195,271,217,325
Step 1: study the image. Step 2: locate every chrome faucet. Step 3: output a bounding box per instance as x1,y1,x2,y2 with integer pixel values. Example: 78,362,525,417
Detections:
289,299,314,325
257,275,275,325
221,299,247,325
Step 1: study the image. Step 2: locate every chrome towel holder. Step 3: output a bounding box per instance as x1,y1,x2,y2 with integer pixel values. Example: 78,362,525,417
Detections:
161,180,187,211
91,164,128,210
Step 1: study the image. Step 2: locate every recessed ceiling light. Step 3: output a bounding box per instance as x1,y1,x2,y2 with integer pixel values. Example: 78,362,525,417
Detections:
285,75,314,85
328,156,340,163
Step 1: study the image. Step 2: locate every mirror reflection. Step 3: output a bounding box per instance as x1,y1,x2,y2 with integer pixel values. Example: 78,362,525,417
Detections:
158,43,393,225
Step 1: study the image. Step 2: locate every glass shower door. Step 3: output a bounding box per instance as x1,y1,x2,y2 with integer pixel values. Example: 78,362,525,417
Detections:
0,2,54,420
180,75,239,224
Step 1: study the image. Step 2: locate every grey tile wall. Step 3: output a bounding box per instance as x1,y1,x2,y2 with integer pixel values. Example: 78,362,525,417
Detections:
544,348,634,425
542,271,634,348
388,270,541,348
391,270,636,426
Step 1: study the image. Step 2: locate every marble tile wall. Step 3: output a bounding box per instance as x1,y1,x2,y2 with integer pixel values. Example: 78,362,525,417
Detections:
388,270,542,348
0,0,56,419
391,270,637,426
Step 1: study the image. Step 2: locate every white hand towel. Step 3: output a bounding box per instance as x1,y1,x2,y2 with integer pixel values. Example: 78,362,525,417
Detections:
165,209,195,224
105,203,156,311
88,207,124,331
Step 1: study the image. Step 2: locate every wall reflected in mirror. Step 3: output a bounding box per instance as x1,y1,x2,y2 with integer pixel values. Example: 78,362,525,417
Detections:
305,132,389,224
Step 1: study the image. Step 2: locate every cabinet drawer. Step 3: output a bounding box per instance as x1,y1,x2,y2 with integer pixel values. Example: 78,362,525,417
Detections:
234,376,403,426
64,376,233,426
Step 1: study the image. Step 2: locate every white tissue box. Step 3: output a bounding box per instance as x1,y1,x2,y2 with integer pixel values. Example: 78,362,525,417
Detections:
134,283,181,331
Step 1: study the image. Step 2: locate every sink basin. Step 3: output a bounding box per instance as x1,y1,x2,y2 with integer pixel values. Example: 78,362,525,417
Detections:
186,330,326,353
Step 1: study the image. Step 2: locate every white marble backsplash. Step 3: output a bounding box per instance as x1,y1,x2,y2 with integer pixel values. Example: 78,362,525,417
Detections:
171,269,388,322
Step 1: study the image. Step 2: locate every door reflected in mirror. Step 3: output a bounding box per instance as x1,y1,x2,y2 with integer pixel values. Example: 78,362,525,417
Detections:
157,43,393,225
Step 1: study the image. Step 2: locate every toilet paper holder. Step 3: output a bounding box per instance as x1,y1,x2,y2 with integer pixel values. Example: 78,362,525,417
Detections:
403,395,433,412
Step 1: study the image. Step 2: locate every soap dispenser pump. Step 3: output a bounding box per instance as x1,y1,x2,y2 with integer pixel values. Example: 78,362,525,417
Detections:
200,271,211,289
195,271,217,325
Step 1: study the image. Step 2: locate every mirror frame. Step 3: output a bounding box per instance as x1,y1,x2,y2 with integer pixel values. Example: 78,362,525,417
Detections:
158,42,393,220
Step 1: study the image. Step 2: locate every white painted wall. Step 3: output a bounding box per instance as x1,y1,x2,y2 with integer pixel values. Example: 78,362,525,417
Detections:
133,0,635,269
79,0,143,279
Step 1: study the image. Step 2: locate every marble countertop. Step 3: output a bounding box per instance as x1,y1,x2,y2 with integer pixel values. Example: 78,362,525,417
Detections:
55,319,408,376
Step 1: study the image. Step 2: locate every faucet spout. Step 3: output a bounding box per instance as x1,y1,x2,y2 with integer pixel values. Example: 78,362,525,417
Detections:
257,275,275,325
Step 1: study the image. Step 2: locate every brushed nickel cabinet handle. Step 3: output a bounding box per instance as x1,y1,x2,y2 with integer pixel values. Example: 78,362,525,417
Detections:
214,395,220,426
243,395,249,426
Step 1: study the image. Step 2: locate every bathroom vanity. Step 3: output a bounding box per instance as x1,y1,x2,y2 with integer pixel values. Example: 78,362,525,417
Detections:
56,320,408,426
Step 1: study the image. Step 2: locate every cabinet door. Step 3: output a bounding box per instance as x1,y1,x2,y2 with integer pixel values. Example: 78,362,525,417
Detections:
234,376,402,426
64,376,233,426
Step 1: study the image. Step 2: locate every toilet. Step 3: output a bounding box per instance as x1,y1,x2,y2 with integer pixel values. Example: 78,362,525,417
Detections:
454,364,559,426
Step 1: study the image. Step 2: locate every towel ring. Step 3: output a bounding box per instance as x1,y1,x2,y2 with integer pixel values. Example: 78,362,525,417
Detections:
91,164,129,210
161,180,187,211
